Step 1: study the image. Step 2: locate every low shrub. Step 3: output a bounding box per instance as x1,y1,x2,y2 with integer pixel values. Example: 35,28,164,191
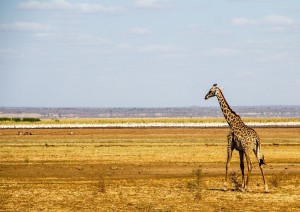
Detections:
12,118,22,122
22,117,41,122
0,117,40,122
0,117,11,121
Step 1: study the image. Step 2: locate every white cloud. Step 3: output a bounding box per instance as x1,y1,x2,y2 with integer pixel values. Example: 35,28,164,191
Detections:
130,27,153,35
158,53,189,59
0,22,54,32
261,52,289,62
134,0,177,9
232,15,298,26
18,0,71,10
136,44,178,54
0,48,25,58
231,17,253,26
34,31,180,59
184,24,231,37
35,32,112,46
18,0,126,14
264,15,297,26
236,40,300,51
115,43,134,50
206,48,240,58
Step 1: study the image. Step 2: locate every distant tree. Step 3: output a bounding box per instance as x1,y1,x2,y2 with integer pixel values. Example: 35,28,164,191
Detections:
0,117,11,121
22,118,41,122
12,118,22,122
0,117,41,122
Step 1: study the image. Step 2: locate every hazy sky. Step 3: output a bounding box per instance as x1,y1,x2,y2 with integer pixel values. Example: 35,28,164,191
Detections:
1,0,300,107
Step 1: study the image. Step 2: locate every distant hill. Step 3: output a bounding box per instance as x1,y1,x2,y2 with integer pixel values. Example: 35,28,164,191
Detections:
0,106,299,118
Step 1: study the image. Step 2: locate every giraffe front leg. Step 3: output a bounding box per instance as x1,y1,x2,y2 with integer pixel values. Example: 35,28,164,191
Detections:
253,144,269,193
259,165,269,193
224,142,233,191
224,153,232,190
257,154,269,193
245,153,252,191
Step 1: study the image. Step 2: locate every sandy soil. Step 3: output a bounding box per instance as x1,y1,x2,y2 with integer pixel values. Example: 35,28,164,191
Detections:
1,128,300,211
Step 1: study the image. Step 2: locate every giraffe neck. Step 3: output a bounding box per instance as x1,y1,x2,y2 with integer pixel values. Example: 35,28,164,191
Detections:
216,90,242,128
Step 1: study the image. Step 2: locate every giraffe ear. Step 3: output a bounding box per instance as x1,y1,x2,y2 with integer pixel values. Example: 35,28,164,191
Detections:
219,86,224,90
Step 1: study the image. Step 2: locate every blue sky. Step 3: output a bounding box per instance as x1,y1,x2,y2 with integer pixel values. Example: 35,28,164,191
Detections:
1,0,300,107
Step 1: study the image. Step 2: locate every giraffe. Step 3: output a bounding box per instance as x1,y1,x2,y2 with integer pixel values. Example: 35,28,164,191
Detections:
204,84,268,192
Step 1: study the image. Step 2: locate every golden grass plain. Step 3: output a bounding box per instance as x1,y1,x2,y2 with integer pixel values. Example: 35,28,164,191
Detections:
1,127,300,211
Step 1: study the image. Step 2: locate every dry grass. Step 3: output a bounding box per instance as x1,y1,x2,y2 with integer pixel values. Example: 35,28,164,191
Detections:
1,128,299,164
0,127,300,211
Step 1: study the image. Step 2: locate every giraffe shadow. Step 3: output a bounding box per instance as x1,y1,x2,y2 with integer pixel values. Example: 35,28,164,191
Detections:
206,188,230,192
206,188,271,194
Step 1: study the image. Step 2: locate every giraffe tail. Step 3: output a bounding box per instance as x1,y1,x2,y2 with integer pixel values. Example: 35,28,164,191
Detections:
256,140,266,166
259,155,266,166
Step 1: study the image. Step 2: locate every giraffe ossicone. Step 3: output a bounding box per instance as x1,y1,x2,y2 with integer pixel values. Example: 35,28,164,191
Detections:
205,84,269,193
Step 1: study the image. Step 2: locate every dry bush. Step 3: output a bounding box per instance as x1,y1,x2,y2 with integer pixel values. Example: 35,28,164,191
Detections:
230,172,243,191
193,169,203,202
187,169,203,201
194,169,202,187
24,157,29,164
135,202,154,212
187,181,197,191
97,176,106,193
295,180,299,188
269,172,287,188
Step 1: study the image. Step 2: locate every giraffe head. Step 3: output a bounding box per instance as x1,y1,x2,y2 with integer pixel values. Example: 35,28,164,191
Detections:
205,83,222,100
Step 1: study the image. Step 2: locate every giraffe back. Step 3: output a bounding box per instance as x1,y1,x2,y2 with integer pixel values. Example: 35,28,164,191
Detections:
237,128,259,152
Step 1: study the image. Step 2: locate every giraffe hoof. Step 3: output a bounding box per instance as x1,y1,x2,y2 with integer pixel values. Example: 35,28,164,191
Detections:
223,182,228,191
244,187,251,192
263,184,269,193
238,187,245,192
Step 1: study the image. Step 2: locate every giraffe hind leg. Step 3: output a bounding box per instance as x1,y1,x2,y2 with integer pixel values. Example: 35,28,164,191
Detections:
239,151,245,190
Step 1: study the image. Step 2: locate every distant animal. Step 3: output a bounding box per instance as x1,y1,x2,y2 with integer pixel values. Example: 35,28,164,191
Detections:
205,84,268,192
17,131,32,135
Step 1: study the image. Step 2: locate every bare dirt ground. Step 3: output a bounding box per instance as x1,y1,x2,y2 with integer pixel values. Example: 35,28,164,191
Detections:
0,128,300,211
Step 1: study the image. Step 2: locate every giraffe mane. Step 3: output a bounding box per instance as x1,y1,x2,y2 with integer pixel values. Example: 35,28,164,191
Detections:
218,89,239,118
